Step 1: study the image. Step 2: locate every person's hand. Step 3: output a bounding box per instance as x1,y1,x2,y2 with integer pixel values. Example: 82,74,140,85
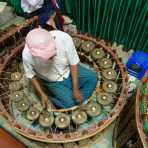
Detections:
41,94,49,109
73,89,83,103
46,17,57,29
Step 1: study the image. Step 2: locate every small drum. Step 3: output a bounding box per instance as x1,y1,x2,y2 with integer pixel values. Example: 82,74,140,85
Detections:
99,58,112,69
91,48,105,60
81,41,96,53
55,113,70,129
39,112,54,127
17,99,30,112
26,107,40,121
86,102,101,117
73,37,82,49
102,68,117,80
10,90,24,102
97,92,113,105
11,72,22,81
72,110,87,125
9,82,22,91
102,81,117,93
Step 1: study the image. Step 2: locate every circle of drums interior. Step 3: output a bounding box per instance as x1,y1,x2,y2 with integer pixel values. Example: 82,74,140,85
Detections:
0,33,128,143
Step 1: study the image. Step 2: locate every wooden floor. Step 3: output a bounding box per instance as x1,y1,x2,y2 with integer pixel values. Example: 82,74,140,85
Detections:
0,128,24,148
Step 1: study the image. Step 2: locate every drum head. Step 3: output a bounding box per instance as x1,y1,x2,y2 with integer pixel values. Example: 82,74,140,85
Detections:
11,72,22,81
81,41,95,53
17,99,30,112
102,68,117,80
99,58,112,69
86,102,101,117
102,81,117,93
91,48,105,60
72,110,87,125
55,113,70,129
26,107,40,121
97,92,113,105
9,81,22,91
10,90,24,102
39,113,54,127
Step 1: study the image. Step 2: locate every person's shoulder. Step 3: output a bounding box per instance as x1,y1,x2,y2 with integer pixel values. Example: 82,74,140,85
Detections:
49,30,72,40
49,30,68,35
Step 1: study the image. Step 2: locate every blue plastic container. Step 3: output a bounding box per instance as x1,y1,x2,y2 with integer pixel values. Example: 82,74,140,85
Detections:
126,51,148,79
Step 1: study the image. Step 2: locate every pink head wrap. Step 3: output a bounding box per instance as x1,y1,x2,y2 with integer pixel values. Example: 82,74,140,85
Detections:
25,28,56,61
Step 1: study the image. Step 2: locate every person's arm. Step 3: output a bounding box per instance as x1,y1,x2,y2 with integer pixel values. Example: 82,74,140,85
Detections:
22,52,48,108
70,65,83,102
31,76,49,108
70,65,78,90
46,11,57,29
65,34,82,102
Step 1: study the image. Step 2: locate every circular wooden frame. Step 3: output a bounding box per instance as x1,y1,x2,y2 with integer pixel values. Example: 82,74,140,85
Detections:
0,32,128,143
135,72,148,148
